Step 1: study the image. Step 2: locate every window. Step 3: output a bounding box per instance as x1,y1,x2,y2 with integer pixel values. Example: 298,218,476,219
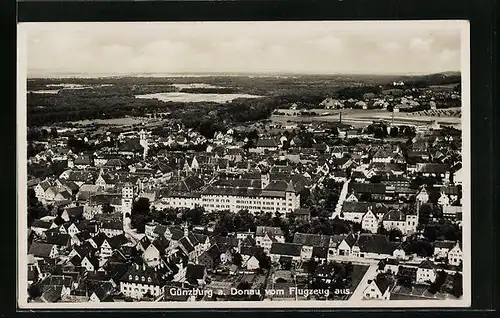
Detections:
129,275,132,280
135,275,139,281
142,276,145,282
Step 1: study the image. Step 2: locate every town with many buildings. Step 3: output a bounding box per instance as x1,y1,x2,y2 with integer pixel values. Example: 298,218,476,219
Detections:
24,75,465,304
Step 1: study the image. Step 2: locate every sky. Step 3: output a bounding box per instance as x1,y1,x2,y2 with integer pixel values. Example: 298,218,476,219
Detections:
19,21,466,77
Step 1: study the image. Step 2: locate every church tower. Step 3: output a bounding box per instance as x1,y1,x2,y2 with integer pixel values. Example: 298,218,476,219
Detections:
139,129,149,160
122,182,134,225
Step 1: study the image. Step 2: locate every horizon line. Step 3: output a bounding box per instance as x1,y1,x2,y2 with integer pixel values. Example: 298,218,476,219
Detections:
27,70,461,79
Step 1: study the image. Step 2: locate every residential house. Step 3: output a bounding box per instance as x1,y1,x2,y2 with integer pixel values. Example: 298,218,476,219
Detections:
269,242,302,265
119,263,168,299
447,242,463,266
416,260,437,284
255,226,285,252
29,242,59,259
363,275,393,300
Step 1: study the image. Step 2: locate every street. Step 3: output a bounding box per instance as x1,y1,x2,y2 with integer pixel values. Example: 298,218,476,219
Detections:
348,264,378,301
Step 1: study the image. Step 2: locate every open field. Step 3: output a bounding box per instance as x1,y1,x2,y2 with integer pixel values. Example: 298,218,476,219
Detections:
271,108,461,128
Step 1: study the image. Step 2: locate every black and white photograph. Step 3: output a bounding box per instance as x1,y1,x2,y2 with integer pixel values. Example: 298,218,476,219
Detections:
17,21,470,308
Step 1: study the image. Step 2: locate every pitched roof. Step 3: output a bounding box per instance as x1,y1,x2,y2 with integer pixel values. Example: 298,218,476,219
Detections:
419,260,437,270
269,242,302,257
372,275,393,294
312,246,328,258
354,234,394,255
382,210,406,222
28,242,55,258
434,240,456,249
293,233,330,247
255,138,279,148
349,183,386,194
256,226,283,238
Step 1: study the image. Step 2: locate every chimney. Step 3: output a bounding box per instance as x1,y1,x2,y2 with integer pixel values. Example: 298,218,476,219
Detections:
143,264,146,271
135,263,139,270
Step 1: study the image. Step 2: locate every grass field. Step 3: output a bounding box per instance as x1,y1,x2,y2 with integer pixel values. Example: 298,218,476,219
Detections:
271,108,462,128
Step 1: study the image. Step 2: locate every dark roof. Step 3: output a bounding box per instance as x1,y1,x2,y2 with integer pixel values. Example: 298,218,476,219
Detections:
64,206,84,220
382,210,406,222
434,240,456,249
417,163,449,173
292,208,310,216
28,242,55,258
312,246,328,258
255,138,279,148
349,183,386,194
240,246,264,257
293,233,330,247
373,275,393,294
44,233,71,247
186,264,206,282
269,242,302,257
419,260,437,270
92,281,115,301
120,263,170,285
355,234,394,255
256,226,283,238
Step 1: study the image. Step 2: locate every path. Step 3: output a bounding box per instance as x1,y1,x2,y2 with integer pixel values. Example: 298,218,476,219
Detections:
348,264,378,301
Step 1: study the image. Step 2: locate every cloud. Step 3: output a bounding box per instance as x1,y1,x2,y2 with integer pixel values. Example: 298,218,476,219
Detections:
310,36,342,53
380,42,401,52
409,37,433,52
21,22,463,76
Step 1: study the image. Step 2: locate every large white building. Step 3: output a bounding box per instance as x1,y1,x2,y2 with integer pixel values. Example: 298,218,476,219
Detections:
157,177,300,216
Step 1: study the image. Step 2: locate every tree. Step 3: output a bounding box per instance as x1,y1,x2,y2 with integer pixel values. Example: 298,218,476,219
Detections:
451,272,463,298
101,202,113,214
131,198,151,233
27,188,48,227
50,127,58,139
428,270,447,294
184,207,204,225
305,259,319,274
257,252,271,270
233,252,243,267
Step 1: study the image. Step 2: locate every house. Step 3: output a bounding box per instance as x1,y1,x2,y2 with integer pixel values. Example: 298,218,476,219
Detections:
363,275,393,300
382,209,418,235
81,255,100,272
40,275,74,302
269,242,302,264
31,220,54,237
185,264,207,287
245,255,260,270
433,240,456,259
379,258,400,275
291,208,311,222
447,242,463,266
292,233,330,261
119,263,168,299
416,260,437,284
351,234,395,260
337,233,357,256
100,220,124,238
89,281,115,303
29,242,59,259
61,206,84,223
361,208,379,234
198,245,222,270
255,226,285,252
251,138,279,153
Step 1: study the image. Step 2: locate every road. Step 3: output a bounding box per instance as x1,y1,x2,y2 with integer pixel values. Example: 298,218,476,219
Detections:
348,264,378,301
